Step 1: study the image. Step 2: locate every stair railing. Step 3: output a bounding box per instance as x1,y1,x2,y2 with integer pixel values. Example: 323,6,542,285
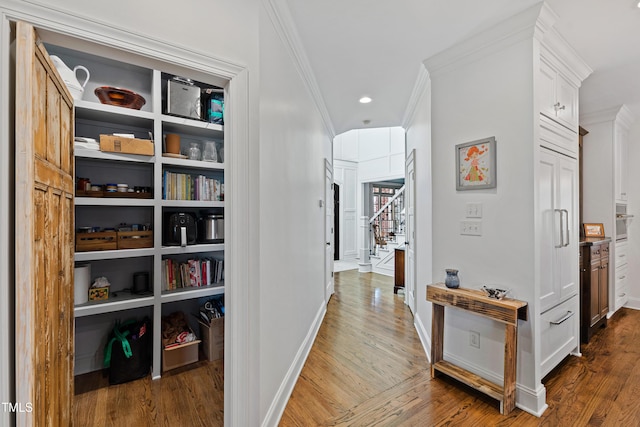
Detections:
369,186,405,256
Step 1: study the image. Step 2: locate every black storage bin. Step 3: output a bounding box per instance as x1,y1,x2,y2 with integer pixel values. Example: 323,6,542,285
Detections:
104,317,152,385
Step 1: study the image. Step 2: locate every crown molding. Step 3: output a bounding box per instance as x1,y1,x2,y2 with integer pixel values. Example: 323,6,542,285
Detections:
581,105,635,129
262,0,336,139
401,64,431,129
423,3,543,78
423,2,592,86
5,0,245,80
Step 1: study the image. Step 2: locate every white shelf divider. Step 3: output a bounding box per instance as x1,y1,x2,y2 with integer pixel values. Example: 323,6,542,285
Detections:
161,243,224,255
161,284,225,304
74,247,156,262
75,197,155,207
74,294,154,317
161,200,224,208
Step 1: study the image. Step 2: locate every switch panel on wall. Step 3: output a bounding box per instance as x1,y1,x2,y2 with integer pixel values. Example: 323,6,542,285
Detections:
466,202,483,218
460,220,482,236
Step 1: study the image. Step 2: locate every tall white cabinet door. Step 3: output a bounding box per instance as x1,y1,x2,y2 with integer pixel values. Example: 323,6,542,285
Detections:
539,149,558,311
539,148,578,312
556,154,579,301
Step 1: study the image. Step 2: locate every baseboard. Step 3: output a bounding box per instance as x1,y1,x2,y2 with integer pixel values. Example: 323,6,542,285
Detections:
624,297,640,311
413,312,431,363
261,302,327,427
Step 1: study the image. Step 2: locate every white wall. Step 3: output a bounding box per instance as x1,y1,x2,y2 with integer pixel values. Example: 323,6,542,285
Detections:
626,121,640,308
404,72,433,353
258,3,333,425
420,37,538,397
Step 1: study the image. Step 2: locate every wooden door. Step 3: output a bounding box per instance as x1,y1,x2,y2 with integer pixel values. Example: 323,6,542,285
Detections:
15,21,75,426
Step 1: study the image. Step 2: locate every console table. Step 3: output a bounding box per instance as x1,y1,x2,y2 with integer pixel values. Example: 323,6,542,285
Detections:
426,283,528,414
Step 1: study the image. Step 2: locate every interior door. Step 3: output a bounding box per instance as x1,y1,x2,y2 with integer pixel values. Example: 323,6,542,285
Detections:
15,21,75,426
325,159,334,302
405,149,416,314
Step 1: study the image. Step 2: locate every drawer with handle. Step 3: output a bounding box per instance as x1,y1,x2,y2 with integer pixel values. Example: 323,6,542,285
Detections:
540,295,579,377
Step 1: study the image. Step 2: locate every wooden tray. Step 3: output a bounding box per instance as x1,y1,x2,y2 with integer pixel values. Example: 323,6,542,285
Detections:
117,230,153,249
76,231,118,252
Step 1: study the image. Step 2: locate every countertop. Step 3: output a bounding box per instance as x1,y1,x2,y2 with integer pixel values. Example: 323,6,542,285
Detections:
579,236,612,246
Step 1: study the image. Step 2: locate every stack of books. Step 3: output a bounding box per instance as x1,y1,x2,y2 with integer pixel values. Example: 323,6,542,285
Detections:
161,257,224,291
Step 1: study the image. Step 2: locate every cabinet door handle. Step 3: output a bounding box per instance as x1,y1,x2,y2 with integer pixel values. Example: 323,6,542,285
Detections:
550,310,575,325
619,275,626,280
562,209,570,247
620,293,627,298
554,102,566,112
554,209,564,248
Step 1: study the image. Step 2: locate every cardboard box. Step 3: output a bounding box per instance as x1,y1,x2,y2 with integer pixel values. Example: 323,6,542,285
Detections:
199,318,224,361
162,340,201,372
100,134,154,156
88,286,109,301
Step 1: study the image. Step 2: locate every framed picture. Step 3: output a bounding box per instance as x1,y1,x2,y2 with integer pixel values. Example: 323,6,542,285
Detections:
456,137,496,191
583,223,605,238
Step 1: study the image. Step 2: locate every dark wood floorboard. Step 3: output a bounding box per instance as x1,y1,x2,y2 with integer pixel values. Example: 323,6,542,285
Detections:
281,270,640,426
74,270,640,426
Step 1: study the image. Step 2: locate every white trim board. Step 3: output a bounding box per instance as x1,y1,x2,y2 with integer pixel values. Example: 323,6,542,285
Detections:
261,302,327,427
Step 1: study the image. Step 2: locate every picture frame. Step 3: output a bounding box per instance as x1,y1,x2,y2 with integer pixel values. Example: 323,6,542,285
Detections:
456,137,496,191
583,223,605,238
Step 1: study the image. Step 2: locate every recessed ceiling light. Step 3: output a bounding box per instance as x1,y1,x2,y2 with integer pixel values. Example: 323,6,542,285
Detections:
359,96,372,104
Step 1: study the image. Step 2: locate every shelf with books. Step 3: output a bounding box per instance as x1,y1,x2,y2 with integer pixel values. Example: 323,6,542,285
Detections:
74,293,154,317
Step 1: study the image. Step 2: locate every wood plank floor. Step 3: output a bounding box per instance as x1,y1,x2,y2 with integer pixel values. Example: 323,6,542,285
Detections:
280,270,640,426
74,270,640,426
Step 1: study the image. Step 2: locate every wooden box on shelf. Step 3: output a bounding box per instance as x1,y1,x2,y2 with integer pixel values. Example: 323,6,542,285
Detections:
88,287,109,301
199,318,224,362
116,230,153,250
162,340,201,372
99,134,154,156
76,231,118,252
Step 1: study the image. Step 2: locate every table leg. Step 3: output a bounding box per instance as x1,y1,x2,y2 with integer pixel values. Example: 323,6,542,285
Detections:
503,323,517,414
431,304,444,378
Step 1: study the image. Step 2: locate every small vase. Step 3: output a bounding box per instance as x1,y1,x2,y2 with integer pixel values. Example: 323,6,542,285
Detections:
445,269,460,288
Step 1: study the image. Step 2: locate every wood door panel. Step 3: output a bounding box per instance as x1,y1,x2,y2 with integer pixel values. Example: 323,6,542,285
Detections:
33,57,47,160
15,21,74,426
46,76,62,167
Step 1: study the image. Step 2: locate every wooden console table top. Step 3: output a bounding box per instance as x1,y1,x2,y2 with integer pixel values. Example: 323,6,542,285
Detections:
426,283,528,415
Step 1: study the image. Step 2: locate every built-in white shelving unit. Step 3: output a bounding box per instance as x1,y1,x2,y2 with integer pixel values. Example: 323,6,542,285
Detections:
48,41,227,379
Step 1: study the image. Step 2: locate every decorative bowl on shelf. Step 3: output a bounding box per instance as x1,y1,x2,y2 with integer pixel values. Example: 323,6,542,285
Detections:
94,86,146,110
481,285,508,300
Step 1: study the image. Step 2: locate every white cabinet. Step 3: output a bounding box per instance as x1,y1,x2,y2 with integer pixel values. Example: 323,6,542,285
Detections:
615,122,629,203
47,41,227,379
614,241,629,312
538,147,579,313
539,54,579,132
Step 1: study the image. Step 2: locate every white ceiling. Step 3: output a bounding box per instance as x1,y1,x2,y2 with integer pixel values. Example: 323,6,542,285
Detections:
285,0,640,136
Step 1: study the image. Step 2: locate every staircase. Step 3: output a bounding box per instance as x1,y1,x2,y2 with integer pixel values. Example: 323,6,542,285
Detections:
367,185,405,277
370,233,405,277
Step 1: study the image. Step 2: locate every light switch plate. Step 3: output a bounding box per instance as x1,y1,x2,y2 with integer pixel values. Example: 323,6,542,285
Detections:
466,202,483,218
460,220,482,236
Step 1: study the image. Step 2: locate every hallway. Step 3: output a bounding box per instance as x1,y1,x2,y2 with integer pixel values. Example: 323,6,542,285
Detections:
280,271,640,426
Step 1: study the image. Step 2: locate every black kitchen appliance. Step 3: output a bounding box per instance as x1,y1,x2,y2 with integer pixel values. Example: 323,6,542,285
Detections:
164,212,197,246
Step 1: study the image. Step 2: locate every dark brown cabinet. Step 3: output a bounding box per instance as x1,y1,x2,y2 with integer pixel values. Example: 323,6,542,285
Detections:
394,247,405,294
580,240,610,343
